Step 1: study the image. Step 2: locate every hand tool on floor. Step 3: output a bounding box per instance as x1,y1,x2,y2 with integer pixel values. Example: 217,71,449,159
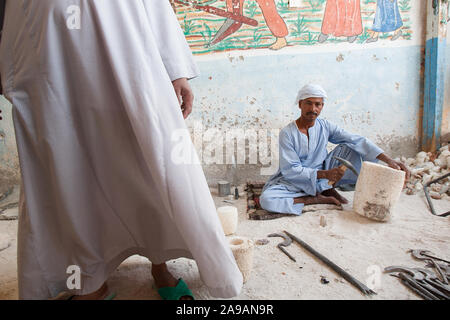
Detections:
411,249,450,264
392,272,439,300
283,230,376,295
268,233,296,262
409,249,449,284
398,277,434,300
385,266,449,300
423,172,450,217
384,266,424,280
425,261,450,279
414,268,450,294
328,156,359,186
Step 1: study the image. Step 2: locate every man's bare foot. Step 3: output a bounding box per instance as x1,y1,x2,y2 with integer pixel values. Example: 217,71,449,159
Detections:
152,263,193,300
70,282,110,300
294,194,341,206
322,188,348,204
269,37,287,50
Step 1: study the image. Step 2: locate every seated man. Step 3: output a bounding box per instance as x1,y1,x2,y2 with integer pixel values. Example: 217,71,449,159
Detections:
260,84,410,215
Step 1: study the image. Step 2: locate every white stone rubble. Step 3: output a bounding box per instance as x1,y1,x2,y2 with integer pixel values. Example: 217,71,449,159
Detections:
396,144,450,199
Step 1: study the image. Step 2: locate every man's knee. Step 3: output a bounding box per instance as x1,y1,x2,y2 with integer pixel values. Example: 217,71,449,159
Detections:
259,192,270,210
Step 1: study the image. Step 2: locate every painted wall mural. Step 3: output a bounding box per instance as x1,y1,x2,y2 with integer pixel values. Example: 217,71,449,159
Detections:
171,0,413,55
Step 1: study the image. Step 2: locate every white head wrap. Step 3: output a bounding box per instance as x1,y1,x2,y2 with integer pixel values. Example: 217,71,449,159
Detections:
295,84,328,105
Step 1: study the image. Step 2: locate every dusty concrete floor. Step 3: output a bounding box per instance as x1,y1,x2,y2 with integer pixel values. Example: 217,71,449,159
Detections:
0,184,449,300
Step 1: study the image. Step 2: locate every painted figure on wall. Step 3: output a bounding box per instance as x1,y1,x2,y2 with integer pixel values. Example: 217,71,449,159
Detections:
172,0,414,54
318,0,363,43
366,0,403,43
221,0,289,50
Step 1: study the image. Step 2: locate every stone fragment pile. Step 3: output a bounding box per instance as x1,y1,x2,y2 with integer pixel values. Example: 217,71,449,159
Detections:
396,145,450,199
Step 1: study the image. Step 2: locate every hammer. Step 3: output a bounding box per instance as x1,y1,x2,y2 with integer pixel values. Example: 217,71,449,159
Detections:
327,156,359,186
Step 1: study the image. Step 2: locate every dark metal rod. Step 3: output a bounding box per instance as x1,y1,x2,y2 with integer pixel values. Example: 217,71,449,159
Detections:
284,230,376,295
400,278,433,300
423,172,450,217
278,246,296,262
397,273,440,300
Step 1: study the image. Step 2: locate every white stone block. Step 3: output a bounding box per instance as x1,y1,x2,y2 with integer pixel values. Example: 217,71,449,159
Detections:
229,236,254,283
217,206,238,235
353,161,405,222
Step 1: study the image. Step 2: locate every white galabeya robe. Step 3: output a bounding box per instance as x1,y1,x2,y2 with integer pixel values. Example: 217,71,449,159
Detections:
0,0,243,299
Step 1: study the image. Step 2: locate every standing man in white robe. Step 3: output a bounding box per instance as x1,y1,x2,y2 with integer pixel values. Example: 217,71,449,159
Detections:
0,0,243,300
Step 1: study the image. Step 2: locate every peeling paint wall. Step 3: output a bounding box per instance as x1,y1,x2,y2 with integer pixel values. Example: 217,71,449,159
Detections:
0,96,20,191
443,11,450,142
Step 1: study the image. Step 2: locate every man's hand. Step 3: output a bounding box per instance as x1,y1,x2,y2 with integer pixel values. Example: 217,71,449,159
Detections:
318,167,346,185
377,153,411,182
172,78,194,119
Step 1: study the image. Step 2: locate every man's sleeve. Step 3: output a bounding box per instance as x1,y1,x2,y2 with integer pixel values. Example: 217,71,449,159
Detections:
327,120,384,161
279,130,318,196
142,0,200,81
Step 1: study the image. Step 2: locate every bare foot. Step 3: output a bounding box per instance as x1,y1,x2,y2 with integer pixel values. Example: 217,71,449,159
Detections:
391,29,402,41
152,263,193,300
70,282,110,300
269,37,287,50
322,188,348,204
315,194,342,206
294,194,341,206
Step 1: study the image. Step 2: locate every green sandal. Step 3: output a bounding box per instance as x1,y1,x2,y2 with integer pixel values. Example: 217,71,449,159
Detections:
103,292,117,300
157,278,195,300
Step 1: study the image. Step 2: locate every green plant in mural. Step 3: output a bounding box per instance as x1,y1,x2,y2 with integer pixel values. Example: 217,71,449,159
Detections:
291,14,308,38
200,23,213,48
379,32,391,40
307,0,326,11
304,31,318,44
246,1,259,18
276,0,289,12
214,37,248,51
253,27,264,44
398,0,411,11
182,15,201,35
364,0,376,4
402,23,412,39
358,27,372,43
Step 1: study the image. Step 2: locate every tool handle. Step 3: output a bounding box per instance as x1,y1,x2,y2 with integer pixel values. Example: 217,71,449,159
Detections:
328,165,347,186
284,231,375,295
